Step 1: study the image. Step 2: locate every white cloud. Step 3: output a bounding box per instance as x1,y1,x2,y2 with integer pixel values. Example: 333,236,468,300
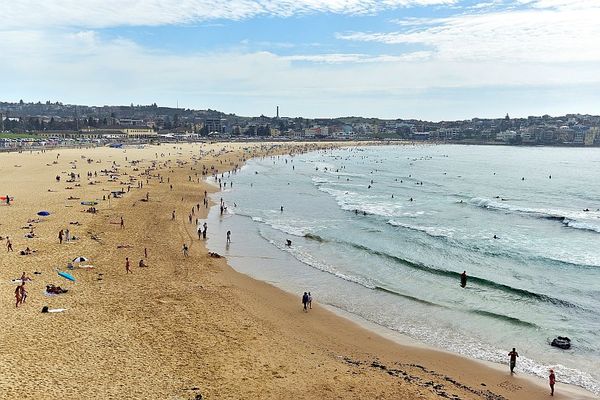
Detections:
1,0,455,30
338,2,600,63
2,0,600,119
283,51,432,63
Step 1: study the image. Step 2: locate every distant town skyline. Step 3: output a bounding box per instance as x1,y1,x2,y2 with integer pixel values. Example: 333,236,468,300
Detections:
2,1,600,121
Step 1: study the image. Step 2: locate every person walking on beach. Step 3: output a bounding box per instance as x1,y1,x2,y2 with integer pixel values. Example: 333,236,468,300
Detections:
120,216,124,229
549,369,556,396
7,238,13,252
144,248,148,258
307,292,313,309
125,257,132,274
226,230,231,244
203,223,207,239
302,292,309,312
460,271,467,288
15,284,22,307
508,348,519,374
58,229,63,244
172,210,176,220
20,283,27,304
182,244,189,257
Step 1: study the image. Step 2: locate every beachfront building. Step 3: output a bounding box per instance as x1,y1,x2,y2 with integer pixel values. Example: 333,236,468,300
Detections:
78,126,157,139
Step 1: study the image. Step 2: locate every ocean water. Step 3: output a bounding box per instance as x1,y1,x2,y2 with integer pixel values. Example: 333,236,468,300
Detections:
203,144,600,395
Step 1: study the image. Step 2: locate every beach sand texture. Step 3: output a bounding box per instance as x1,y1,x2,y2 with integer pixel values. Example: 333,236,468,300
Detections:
0,143,594,400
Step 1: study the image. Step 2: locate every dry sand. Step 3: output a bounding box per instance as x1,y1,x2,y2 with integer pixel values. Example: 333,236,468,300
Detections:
0,142,596,400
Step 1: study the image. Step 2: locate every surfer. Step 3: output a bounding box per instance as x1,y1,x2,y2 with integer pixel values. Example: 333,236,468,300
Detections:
281,206,284,212
460,271,467,288
493,234,498,239
286,239,292,246
508,348,519,374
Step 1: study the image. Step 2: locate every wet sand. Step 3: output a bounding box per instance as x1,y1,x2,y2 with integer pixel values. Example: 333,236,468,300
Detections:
0,142,595,399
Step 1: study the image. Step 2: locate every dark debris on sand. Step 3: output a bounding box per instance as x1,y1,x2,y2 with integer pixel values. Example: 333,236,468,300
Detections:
340,357,507,400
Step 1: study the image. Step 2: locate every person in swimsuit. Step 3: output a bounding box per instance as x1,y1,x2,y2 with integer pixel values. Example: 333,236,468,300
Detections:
508,348,519,373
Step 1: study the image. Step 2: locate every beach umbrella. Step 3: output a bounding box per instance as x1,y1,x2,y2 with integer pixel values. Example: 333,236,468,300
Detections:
72,256,88,263
37,211,50,216
57,271,76,282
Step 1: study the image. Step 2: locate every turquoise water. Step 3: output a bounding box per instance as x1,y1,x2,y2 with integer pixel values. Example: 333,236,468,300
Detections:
204,145,600,395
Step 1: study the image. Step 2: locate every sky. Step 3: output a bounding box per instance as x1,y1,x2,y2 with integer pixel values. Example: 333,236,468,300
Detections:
2,0,600,121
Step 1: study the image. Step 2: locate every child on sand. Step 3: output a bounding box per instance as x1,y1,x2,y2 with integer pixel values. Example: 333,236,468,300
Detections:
125,257,132,274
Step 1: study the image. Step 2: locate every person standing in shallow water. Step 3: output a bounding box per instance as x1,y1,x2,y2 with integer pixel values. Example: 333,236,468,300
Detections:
460,271,467,288
302,292,309,312
508,348,519,374
226,230,231,244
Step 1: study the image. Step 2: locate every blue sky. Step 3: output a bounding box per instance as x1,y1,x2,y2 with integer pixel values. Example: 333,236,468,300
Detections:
2,0,600,120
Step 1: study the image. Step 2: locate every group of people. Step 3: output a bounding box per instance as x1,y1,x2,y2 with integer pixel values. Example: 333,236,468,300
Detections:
301,292,313,312
508,348,556,396
15,281,28,307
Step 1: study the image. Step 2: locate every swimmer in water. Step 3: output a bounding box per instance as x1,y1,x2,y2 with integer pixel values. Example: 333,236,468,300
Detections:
460,271,467,288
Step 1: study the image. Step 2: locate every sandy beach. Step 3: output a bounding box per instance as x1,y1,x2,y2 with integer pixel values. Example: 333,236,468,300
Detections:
0,142,595,400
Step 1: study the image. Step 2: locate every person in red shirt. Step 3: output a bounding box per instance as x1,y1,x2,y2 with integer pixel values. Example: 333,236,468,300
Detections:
549,369,556,396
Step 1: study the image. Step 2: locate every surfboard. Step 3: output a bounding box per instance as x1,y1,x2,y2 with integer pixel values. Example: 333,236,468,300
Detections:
57,271,75,282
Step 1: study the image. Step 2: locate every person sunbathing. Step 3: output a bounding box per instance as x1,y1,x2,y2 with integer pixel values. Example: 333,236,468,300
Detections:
19,247,35,255
46,284,68,294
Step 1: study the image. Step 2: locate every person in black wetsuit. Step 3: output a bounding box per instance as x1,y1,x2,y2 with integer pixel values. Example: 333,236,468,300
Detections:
460,271,467,288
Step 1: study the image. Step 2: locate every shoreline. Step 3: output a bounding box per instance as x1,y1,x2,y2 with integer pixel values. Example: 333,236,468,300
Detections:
0,142,596,399
203,146,599,399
